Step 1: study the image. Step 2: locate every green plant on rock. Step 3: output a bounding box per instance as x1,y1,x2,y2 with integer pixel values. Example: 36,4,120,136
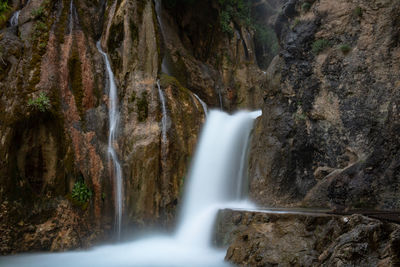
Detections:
354,6,362,17
339,44,351,54
71,180,92,204
28,92,51,112
31,6,45,19
312,39,331,54
218,0,251,35
0,0,10,23
0,0,9,22
302,2,311,12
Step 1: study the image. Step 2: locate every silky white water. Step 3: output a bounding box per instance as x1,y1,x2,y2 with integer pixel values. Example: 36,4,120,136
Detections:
2,110,260,266
157,80,168,145
96,41,123,239
9,10,20,27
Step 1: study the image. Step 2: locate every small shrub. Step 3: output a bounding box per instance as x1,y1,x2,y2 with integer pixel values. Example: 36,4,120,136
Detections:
39,42,47,49
34,21,47,32
354,6,362,17
220,10,233,35
254,24,279,55
31,6,45,19
0,0,10,23
28,92,51,112
312,39,331,54
339,44,351,54
71,181,92,204
302,2,311,12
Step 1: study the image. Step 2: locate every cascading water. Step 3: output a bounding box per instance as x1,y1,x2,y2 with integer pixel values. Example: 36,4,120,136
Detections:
3,110,261,267
68,0,74,33
176,110,260,246
96,41,123,239
156,80,168,145
218,90,223,110
9,10,20,27
194,93,208,117
68,0,79,33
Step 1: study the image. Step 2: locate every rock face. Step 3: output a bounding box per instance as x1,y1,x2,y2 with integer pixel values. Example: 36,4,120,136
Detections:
249,0,400,211
216,209,400,266
0,0,268,252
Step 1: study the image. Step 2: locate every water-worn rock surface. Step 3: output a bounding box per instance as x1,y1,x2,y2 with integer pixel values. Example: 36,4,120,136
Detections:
249,0,400,211
216,209,400,266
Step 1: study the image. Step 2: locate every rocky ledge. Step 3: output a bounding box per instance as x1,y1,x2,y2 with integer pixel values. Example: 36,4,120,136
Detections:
215,209,400,266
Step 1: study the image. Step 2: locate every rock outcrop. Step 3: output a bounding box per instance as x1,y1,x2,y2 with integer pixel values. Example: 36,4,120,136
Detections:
216,209,400,266
249,0,400,211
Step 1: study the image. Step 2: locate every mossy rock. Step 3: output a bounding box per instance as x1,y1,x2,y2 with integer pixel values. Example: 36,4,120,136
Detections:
160,73,189,94
137,91,149,122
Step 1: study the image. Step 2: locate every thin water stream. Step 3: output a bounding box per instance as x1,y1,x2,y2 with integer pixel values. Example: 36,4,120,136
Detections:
96,41,123,239
194,93,208,117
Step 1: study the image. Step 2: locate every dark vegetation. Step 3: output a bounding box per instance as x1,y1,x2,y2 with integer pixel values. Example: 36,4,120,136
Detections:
0,0,10,23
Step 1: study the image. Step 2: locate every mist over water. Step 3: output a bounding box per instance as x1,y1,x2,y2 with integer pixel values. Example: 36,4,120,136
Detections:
2,110,261,267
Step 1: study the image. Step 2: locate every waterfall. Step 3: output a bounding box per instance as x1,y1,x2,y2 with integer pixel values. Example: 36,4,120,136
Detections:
96,41,123,239
156,80,168,145
194,93,208,117
4,110,261,267
176,110,260,246
68,0,79,33
154,0,173,76
9,10,20,27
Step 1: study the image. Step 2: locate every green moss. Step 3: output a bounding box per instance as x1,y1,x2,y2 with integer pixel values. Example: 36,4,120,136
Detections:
339,44,351,54
160,73,188,94
302,2,311,12
129,91,136,103
68,47,84,120
354,6,362,17
28,0,54,91
312,39,331,54
55,0,70,43
137,91,149,122
0,1,10,23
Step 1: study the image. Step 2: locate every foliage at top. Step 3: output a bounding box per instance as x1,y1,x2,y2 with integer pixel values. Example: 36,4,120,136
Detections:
0,0,10,23
218,0,251,36
28,92,51,112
